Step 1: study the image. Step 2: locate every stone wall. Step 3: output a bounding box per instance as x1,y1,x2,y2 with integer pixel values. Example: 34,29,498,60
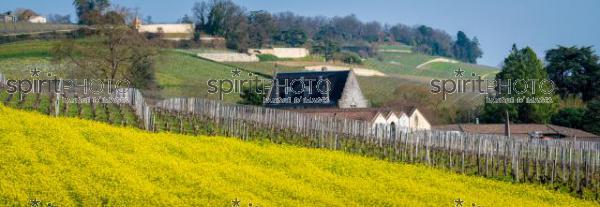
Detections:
138,24,193,34
197,53,259,62
249,48,309,58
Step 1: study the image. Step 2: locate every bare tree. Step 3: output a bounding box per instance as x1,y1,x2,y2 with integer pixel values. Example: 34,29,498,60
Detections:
52,9,158,89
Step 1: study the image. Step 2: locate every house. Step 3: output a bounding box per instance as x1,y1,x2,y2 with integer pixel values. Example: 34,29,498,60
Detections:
264,70,369,109
132,17,194,41
248,48,309,58
27,15,46,23
402,106,431,130
293,107,431,131
295,108,408,128
434,124,600,141
0,12,17,23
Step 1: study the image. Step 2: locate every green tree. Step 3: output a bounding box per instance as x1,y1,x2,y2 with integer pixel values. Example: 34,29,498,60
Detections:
361,21,382,42
312,39,339,61
273,29,307,47
247,10,276,48
551,107,585,129
73,0,110,25
180,14,193,24
583,98,600,134
103,10,125,25
481,45,558,123
334,51,362,64
453,31,483,63
545,46,600,101
52,22,158,89
202,0,248,51
239,84,266,105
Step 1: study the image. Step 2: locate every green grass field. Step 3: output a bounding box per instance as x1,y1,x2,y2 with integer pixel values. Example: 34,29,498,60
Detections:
365,44,499,79
155,50,265,102
0,40,57,80
0,105,596,206
0,41,253,103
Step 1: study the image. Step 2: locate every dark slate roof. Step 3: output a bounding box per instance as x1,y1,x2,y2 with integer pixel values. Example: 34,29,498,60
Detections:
265,70,350,108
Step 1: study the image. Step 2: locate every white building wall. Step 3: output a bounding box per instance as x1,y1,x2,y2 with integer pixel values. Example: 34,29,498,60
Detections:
385,113,399,125
372,114,387,126
409,109,431,130
138,24,193,34
398,113,410,128
338,72,369,108
28,16,46,23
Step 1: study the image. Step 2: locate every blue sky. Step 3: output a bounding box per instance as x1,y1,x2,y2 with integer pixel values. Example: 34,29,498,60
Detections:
2,0,599,67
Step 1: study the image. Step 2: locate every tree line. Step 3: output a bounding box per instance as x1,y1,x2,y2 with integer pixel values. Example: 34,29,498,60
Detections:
188,0,483,63
480,45,600,135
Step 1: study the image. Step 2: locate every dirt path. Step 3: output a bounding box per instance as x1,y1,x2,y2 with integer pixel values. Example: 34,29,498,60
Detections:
416,58,459,69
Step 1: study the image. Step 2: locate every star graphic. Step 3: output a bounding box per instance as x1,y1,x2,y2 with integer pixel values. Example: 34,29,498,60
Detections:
454,68,465,77
231,198,241,207
454,198,464,207
231,68,241,77
30,68,41,77
30,199,41,207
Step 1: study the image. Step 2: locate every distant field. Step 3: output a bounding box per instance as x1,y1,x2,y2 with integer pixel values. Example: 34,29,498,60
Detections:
155,51,264,102
0,105,595,206
366,44,499,79
0,40,55,58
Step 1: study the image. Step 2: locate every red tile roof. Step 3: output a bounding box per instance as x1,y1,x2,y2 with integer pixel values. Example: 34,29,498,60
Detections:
433,124,599,139
291,108,406,122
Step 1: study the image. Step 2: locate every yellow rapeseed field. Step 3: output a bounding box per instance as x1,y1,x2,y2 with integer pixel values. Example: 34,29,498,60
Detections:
0,104,596,206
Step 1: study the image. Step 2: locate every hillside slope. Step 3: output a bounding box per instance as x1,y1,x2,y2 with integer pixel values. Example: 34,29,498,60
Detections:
365,44,499,79
0,106,595,206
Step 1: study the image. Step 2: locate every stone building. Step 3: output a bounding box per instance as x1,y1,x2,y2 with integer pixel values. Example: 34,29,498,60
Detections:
295,107,431,131
132,17,194,41
296,108,409,128
0,12,17,23
27,15,46,23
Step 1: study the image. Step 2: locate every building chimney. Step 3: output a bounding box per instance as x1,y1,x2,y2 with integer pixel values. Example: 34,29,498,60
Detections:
475,118,479,125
